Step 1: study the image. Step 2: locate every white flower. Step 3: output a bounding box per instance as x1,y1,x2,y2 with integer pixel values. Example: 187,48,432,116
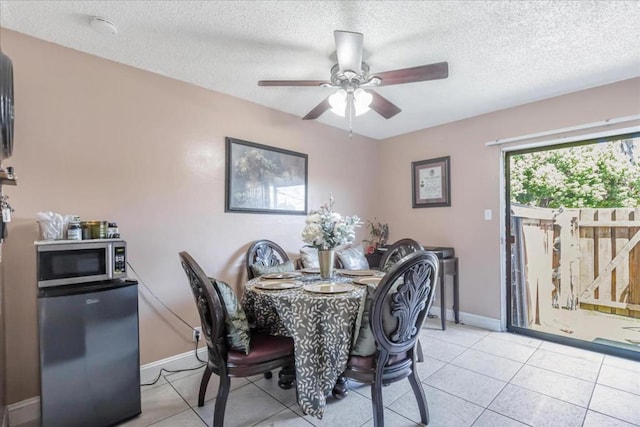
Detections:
306,213,321,224
301,196,362,250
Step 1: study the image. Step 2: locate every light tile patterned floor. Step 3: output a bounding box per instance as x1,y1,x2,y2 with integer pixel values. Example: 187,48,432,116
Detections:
17,318,640,427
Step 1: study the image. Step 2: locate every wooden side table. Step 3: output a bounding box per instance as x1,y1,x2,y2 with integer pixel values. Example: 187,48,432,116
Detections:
438,257,460,330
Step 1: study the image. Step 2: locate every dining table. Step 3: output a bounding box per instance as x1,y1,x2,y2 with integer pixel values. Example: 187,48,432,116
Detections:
242,269,381,419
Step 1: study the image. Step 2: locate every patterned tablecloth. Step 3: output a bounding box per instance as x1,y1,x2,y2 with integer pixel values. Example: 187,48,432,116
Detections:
242,274,366,419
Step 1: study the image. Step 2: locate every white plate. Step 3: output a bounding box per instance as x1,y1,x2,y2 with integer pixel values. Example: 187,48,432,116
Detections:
300,268,320,274
253,280,302,290
261,271,302,280
352,277,382,286
303,283,354,294
338,269,379,277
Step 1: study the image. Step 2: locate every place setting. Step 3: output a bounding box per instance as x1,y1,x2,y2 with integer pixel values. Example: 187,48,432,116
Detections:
351,277,382,286
302,282,355,294
337,269,381,277
260,271,302,280
253,279,303,291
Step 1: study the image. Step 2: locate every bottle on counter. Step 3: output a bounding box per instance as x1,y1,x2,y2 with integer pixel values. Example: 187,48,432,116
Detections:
80,221,107,239
97,221,107,239
67,217,82,240
80,221,91,240
107,222,120,238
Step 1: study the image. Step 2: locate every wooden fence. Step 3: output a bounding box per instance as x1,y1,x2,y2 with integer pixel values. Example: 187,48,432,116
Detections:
577,208,640,317
512,206,640,320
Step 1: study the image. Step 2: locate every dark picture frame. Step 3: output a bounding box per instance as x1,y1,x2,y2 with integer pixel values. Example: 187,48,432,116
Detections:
412,156,451,208
225,137,308,215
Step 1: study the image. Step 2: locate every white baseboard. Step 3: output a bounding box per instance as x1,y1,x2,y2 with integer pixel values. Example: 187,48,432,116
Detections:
8,346,208,426
8,396,39,426
457,310,503,331
430,305,503,332
140,346,208,384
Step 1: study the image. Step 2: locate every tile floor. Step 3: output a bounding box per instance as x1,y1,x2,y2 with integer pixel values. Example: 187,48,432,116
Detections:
18,319,640,427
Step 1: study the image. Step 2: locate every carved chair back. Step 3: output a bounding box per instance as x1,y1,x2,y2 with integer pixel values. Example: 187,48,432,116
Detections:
179,251,228,368
245,240,290,280
371,250,439,362
379,238,423,272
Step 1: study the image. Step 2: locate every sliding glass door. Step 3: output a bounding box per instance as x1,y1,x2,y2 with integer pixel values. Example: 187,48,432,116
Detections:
505,132,640,359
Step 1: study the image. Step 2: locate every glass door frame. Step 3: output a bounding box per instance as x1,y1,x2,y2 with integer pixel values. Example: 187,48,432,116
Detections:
501,130,640,361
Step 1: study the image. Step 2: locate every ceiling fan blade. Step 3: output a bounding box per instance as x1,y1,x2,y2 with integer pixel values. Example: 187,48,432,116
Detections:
334,30,363,73
373,61,448,86
302,96,331,120
258,80,329,87
369,90,401,119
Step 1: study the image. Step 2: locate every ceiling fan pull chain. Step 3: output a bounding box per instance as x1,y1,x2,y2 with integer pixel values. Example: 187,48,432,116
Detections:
348,94,354,140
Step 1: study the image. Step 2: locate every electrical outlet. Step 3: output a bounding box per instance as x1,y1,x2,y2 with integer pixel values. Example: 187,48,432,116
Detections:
192,326,202,342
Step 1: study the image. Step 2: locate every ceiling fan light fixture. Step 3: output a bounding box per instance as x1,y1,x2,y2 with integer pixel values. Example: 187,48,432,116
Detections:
328,88,372,117
329,89,348,117
353,89,372,116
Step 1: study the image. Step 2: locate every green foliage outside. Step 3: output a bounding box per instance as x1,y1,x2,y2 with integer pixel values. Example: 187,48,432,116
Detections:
510,138,640,208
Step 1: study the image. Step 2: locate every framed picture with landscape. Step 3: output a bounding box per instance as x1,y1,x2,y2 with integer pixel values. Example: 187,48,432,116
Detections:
225,137,308,215
412,156,451,208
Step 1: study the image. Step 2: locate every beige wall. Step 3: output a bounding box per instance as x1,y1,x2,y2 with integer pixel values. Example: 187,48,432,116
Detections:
0,29,379,403
2,28,639,405
378,77,640,320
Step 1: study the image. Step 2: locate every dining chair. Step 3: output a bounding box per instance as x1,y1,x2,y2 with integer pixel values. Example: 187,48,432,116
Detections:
245,239,290,280
379,238,423,272
342,250,439,427
179,251,295,427
378,239,428,363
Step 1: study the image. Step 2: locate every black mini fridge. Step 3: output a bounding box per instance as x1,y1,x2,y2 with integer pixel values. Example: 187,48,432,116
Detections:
38,279,141,427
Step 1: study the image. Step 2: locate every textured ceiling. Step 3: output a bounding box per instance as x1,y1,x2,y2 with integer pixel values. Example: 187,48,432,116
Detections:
1,1,639,140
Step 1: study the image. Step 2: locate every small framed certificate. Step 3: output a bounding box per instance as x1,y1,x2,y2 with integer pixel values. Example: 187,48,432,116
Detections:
412,156,451,208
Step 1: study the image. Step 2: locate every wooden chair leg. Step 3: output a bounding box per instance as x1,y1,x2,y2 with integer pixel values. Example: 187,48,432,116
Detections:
213,374,231,427
331,375,349,399
198,365,213,407
408,370,429,425
278,365,296,389
370,381,385,427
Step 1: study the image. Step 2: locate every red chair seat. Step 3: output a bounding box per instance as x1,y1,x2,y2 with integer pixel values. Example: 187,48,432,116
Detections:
227,333,294,365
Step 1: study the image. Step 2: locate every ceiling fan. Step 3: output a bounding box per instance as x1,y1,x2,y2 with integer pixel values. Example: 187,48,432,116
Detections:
258,30,448,121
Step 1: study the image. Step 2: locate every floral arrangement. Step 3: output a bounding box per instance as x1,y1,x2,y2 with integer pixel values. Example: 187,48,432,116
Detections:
301,196,361,250
363,219,389,253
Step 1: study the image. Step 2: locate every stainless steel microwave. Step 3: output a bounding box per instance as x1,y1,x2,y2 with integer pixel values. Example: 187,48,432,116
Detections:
36,239,127,288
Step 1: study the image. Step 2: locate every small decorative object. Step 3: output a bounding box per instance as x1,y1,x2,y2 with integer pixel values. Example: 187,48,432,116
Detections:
412,156,451,208
363,219,389,254
0,194,14,241
301,195,361,279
